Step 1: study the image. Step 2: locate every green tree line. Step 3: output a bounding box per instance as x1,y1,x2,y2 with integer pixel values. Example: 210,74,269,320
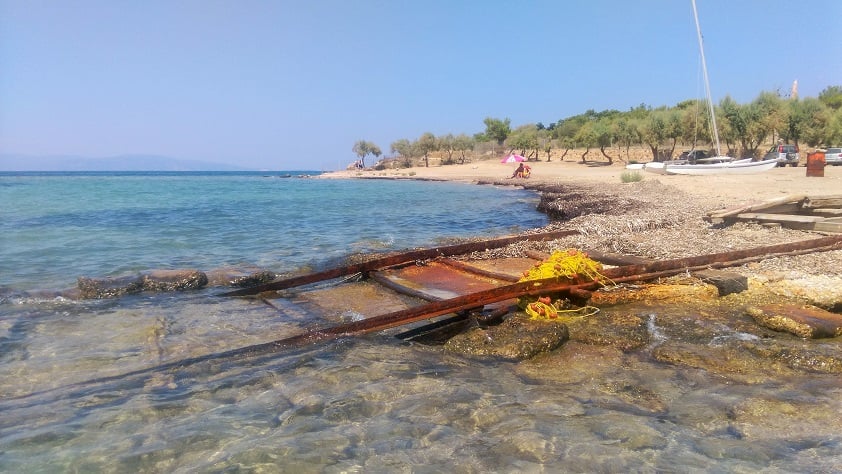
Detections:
354,86,842,167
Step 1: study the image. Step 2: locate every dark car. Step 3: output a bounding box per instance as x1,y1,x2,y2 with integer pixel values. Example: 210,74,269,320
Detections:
678,149,710,163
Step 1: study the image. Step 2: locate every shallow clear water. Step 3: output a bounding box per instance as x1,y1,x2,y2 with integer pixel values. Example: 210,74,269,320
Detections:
0,172,545,292
1,172,841,471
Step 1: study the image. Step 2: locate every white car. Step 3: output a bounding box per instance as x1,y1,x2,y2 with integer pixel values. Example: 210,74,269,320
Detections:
824,147,842,166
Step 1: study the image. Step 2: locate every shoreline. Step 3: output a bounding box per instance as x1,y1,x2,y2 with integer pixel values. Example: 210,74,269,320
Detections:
319,158,842,203
321,157,842,299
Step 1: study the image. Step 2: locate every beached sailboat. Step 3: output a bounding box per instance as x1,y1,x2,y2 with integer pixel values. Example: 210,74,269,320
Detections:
645,0,777,175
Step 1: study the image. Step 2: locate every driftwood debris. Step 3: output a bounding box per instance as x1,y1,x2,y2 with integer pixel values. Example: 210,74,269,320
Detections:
707,194,842,233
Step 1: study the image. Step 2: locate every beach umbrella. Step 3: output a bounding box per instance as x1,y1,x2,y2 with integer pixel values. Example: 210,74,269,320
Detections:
501,154,525,163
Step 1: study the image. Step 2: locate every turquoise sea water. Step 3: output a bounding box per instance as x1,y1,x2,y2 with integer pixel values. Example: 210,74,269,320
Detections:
2,172,840,472
0,171,545,292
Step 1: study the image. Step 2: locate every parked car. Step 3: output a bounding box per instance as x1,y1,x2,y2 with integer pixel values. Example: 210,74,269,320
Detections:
764,143,800,167
678,149,710,163
824,147,842,166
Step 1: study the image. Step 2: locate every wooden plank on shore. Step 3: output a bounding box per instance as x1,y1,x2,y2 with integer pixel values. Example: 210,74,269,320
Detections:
803,195,842,209
812,208,842,218
734,212,829,230
219,229,579,296
736,212,825,223
814,222,842,233
706,194,806,221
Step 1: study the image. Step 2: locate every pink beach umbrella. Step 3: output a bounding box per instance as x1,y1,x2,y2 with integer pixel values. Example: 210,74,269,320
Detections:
501,154,525,163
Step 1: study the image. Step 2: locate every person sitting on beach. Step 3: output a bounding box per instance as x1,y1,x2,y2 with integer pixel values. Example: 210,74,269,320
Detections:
522,164,531,178
510,163,525,179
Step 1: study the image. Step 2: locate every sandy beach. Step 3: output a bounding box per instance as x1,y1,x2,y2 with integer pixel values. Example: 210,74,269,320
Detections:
322,157,842,205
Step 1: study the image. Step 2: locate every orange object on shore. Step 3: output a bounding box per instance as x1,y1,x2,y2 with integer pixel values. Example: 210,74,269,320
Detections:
807,152,826,177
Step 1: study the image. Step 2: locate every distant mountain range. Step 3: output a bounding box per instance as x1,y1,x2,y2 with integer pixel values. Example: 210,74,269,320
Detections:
0,154,251,171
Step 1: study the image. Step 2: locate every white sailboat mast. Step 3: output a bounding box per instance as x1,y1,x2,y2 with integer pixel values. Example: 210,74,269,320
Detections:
691,0,722,157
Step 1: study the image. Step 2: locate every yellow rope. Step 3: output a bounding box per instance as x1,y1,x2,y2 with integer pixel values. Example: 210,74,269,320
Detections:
524,302,600,322
518,249,609,321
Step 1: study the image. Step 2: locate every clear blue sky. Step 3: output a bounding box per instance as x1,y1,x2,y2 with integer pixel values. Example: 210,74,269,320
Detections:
1,0,839,170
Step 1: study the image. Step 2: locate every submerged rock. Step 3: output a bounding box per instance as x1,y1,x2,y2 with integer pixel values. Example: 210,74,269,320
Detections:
77,269,209,299
747,304,842,339
206,268,277,287
444,315,569,360
567,310,650,351
77,275,144,299
142,269,208,292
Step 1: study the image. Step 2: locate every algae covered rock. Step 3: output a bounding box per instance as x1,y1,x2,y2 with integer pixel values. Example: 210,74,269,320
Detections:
444,315,569,360
747,304,842,339
142,269,208,292
77,275,144,299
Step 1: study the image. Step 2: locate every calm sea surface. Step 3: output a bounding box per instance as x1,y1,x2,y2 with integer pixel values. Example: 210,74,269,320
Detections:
1,172,840,472
0,171,545,292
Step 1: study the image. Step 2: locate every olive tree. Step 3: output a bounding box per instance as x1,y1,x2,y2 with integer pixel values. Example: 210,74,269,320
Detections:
390,138,414,167
719,96,767,157
593,117,615,163
352,140,381,168
754,91,786,145
507,124,539,159
453,134,475,164
574,122,597,162
416,132,438,167
637,109,669,161
483,117,512,147
613,117,640,162
818,86,842,111
439,134,457,164
787,98,830,147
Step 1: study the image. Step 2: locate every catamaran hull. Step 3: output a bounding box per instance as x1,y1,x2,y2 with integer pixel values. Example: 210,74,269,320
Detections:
662,158,778,175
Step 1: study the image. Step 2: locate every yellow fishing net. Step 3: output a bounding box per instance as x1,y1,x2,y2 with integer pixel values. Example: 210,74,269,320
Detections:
517,249,611,322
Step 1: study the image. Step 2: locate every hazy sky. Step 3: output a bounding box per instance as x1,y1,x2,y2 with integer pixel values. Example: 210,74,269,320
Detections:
1,0,839,170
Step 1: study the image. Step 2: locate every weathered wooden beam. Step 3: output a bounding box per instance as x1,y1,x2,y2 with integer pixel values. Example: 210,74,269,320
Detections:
706,194,806,222
811,208,842,218
219,230,579,296
814,222,842,233
802,195,842,209
735,212,826,230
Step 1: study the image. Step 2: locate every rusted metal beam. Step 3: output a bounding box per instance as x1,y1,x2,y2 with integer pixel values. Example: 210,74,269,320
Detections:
242,235,842,346
601,235,842,279
220,230,579,296
13,236,841,407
